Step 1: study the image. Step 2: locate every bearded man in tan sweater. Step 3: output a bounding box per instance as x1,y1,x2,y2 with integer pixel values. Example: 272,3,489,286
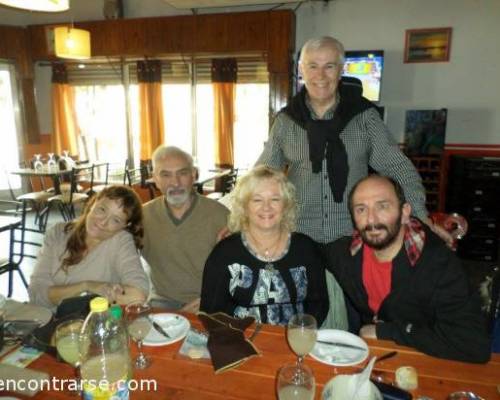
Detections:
142,146,229,312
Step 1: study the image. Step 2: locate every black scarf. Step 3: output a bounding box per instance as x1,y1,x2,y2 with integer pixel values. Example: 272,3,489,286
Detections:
282,79,376,202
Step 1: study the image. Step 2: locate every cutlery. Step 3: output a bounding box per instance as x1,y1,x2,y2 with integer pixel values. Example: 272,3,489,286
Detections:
316,340,367,351
375,350,397,363
148,316,171,339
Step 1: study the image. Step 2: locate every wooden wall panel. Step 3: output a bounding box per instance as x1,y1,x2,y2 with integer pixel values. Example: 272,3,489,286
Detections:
267,11,295,73
27,10,294,63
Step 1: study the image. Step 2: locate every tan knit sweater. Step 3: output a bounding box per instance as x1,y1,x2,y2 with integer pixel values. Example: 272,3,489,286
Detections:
142,194,229,304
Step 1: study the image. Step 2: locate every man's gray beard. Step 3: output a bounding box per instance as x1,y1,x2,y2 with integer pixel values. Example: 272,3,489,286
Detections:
166,190,190,206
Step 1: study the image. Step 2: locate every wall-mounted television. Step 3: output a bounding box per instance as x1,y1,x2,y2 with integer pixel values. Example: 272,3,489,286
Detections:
343,50,384,102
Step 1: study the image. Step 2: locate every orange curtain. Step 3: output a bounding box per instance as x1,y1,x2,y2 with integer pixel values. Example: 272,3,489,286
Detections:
138,60,165,160
51,63,79,156
212,58,237,167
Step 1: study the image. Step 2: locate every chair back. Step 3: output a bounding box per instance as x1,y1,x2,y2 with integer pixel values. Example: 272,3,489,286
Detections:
93,163,109,186
125,160,149,188
221,168,238,195
71,165,95,198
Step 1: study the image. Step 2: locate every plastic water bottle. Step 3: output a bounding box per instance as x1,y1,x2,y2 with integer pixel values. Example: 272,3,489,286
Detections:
79,297,131,400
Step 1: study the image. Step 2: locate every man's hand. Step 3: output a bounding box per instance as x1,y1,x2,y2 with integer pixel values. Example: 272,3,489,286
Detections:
216,226,230,243
359,324,377,339
423,217,455,249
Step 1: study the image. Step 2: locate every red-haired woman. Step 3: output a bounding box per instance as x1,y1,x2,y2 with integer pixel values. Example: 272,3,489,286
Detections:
29,185,149,310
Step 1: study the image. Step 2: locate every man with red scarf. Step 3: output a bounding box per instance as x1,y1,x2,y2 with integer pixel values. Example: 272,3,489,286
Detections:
324,174,490,363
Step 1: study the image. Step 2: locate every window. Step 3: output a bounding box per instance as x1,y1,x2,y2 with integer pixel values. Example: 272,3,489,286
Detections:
69,56,269,170
0,64,22,192
74,85,128,164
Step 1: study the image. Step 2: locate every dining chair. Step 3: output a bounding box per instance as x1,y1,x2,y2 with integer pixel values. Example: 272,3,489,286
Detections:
5,162,54,225
0,200,30,297
125,160,149,188
207,168,239,200
40,165,93,230
89,162,110,194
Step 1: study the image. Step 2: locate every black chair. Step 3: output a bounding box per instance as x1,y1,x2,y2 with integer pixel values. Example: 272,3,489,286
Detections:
207,168,238,200
125,160,149,188
0,200,30,297
89,162,110,194
40,165,93,230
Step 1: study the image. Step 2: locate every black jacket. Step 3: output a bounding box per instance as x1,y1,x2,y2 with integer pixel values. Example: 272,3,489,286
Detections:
324,226,491,363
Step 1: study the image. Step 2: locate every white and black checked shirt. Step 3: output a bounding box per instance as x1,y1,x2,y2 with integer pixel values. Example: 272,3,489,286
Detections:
257,107,428,244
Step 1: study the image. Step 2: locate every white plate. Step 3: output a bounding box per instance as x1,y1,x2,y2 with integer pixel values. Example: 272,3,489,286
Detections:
143,313,190,347
309,329,369,367
4,300,52,326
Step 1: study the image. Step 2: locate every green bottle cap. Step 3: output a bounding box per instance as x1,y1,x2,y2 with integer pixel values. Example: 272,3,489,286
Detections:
109,304,123,320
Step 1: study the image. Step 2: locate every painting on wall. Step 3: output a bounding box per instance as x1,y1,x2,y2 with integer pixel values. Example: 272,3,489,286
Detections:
404,109,447,155
404,27,452,63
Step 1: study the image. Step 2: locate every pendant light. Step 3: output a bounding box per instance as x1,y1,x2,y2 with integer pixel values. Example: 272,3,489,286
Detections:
54,26,91,60
0,0,69,12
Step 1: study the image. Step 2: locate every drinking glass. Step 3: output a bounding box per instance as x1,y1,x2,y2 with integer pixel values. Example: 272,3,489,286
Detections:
125,302,152,369
47,153,57,170
287,314,317,366
55,319,84,394
33,154,43,170
277,363,315,400
430,212,468,250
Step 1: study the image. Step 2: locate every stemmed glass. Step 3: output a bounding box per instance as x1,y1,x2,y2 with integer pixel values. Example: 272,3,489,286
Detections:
125,302,152,369
33,154,43,170
55,319,84,394
47,153,57,170
287,314,317,367
277,362,315,400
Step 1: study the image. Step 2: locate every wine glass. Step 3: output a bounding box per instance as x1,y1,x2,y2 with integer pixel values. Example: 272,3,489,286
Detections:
55,319,84,395
33,154,43,170
125,302,152,369
430,212,468,250
277,362,315,400
47,153,57,170
287,314,317,367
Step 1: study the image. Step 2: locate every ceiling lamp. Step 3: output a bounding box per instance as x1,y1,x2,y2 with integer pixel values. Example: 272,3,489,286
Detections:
54,27,91,60
0,0,69,12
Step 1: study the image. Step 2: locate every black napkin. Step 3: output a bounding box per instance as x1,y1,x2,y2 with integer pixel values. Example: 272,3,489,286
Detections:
198,312,260,373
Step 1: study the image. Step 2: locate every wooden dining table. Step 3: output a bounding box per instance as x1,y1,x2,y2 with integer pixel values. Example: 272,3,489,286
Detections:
3,313,498,399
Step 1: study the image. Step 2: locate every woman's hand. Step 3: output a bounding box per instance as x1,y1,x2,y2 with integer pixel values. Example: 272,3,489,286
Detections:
181,298,201,313
86,281,119,303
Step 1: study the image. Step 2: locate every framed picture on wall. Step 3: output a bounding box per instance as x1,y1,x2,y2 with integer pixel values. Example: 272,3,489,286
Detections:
404,109,448,155
404,27,452,63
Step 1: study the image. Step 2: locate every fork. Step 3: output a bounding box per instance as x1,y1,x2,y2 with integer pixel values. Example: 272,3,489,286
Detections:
248,322,262,342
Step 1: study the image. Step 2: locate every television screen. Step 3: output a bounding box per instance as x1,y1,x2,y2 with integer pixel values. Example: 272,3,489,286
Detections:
343,50,384,102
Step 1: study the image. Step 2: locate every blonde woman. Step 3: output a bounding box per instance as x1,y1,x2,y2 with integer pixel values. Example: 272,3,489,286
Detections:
200,166,328,326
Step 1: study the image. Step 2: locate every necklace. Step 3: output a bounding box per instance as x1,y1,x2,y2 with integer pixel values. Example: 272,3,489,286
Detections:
246,230,282,272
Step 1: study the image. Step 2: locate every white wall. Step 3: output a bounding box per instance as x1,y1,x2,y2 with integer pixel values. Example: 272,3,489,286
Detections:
296,0,500,144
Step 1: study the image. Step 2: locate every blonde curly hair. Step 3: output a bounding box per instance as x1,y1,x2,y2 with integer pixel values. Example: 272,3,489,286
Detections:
228,165,296,233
